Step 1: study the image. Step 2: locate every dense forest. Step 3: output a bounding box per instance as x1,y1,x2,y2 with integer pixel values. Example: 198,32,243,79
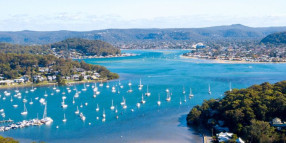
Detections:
261,32,286,45
187,81,286,142
0,42,51,54
0,135,18,143
51,38,121,57
0,53,119,81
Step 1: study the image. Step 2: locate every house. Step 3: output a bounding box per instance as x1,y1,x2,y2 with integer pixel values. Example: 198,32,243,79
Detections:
14,79,24,83
21,75,29,82
33,75,45,82
47,76,53,81
271,117,286,130
0,80,14,85
72,75,80,81
216,132,233,142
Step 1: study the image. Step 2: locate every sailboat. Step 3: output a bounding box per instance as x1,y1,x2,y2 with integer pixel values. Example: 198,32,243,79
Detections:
102,109,106,118
62,113,67,122
82,84,87,91
182,86,186,94
99,80,103,87
93,90,97,98
106,82,110,88
141,94,146,104
93,83,98,91
157,94,161,106
61,96,68,108
41,103,53,125
110,100,115,110
122,98,127,109
166,92,171,102
180,98,182,105
138,79,143,90
127,85,133,93
189,88,194,98
80,113,86,121
72,97,75,104
112,86,116,93
10,96,13,102
208,84,211,95
184,95,187,102
96,104,100,112
25,89,29,93
29,98,33,105
75,106,80,114
229,82,232,92
53,84,56,90
128,80,132,86
145,85,151,96
44,91,48,97
136,102,141,108
30,85,35,92
21,103,28,115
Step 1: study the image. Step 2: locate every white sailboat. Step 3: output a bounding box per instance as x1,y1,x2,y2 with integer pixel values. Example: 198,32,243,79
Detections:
106,82,110,88
21,103,28,115
61,96,68,108
80,113,86,121
44,91,48,97
180,98,182,105
102,109,106,118
128,80,132,86
62,113,67,122
29,98,33,105
75,106,80,114
208,84,211,95
166,92,171,102
112,86,116,93
157,94,161,106
136,102,141,108
82,84,87,91
138,79,143,90
93,83,98,91
96,104,100,112
110,100,115,110
189,88,194,98
229,82,232,92
184,95,187,102
99,80,103,87
141,94,146,104
127,85,133,93
182,86,186,94
145,85,151,96
30,85,35,92
41,103,53,125
72,97,75,104
53,84,56,90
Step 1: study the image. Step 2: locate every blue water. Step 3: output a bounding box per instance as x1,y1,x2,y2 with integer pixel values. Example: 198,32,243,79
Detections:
1,50,286,143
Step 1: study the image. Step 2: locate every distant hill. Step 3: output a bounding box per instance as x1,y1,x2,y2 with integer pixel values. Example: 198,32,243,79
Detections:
261,32,286,44
51,38,120,56
1,24,286,45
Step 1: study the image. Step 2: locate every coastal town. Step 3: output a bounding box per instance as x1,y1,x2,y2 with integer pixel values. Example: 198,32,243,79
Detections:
182,42,286,63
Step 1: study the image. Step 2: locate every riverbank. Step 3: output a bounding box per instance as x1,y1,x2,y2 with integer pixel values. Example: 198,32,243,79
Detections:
72,53,138,59
181,55,286,64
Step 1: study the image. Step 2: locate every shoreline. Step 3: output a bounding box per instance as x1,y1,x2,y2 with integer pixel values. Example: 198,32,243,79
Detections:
72,53,138,59
0,79,111,90
181,55,286,64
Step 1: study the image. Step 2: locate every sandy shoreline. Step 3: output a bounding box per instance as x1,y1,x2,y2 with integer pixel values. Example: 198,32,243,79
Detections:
181,55,286,64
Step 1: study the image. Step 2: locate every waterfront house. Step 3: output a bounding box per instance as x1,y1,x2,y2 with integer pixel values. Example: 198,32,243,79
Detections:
216,132,233,142
0,80,14,85
271,117,286,130
72,75,80,81
14,79,24,83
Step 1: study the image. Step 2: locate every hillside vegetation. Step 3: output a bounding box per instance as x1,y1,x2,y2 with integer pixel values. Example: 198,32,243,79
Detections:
51,38,120,57
261,32,286,44
187,81,286,142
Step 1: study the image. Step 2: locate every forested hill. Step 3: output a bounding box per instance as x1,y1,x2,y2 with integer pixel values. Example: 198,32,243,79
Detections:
1,24,286,45
0,38,121,56
261,32,286,44
51,38,121,56
187,81,286,142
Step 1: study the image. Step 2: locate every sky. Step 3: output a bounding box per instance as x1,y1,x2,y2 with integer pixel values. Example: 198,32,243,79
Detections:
0,0,286,31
